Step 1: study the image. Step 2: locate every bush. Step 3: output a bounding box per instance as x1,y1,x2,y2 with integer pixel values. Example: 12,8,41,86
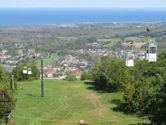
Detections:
92,56,130,91
13,64,40,81
0,66,15,122
0,67,10,83
122,52,166,124
65,75,77,81
81,71,93,81
0,84,15,119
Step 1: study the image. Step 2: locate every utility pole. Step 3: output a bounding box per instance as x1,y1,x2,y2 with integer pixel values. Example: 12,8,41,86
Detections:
41,58,44,97
10,75,15,92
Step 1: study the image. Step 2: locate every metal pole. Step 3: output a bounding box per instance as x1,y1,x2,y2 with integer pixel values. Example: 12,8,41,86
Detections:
131,41,133,58
11,75,15,92
41,58,44,97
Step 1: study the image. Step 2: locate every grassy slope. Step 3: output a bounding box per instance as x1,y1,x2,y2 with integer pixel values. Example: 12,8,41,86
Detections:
34,54,59,67
9,80,148,125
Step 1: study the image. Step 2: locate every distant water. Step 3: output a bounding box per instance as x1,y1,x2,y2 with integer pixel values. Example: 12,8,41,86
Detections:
0,8,166,26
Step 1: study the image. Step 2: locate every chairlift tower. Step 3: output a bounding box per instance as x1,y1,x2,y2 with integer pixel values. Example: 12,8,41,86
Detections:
23,58,44,97
145,42,157,62
41,58,44,97
33,40,44,97
145,28,157,62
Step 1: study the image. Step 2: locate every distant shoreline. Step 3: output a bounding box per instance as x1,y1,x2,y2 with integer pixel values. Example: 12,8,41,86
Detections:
0,8,166,26
0,22,166,27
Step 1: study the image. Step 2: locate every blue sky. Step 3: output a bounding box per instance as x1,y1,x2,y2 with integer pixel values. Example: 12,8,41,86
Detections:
0,0,166,8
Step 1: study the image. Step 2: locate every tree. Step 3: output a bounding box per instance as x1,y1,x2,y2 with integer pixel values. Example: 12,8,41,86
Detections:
92,56,130,91
0,85,15,118
147,52,166,124
0,67,9,83
0,67,15,123
13,64,40,81
123,52,166,124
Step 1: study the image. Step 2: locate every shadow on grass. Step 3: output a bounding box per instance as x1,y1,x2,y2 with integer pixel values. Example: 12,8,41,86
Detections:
111,99,122,106
84,81,150,125
110,99,127,112
84,81,94,85
87,85,112,93
26,93,41,97
111,99,134,115
111,99,150,125
85,81,132,113
84,81,113,93
130,123,149,125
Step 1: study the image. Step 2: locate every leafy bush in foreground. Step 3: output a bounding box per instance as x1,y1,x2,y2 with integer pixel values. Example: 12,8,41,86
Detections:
123,52,166,124
0,67,15,123
0,84,15,118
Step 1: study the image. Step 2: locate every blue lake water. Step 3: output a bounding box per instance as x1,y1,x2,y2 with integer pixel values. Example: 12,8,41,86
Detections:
0,8,166,26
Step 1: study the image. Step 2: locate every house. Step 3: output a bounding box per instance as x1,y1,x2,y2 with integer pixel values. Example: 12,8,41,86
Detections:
66,67,82,78
42,68,57,78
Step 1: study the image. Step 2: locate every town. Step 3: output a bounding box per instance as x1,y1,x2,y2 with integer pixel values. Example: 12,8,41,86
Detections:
0,23,165,79
0,37,150,79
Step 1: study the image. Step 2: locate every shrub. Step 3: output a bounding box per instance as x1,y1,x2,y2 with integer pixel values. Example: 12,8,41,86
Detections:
65,75,77,81
123,52,166,124
92,56,130,91
0,84,15,119
13,64,40,81
81,71,93,81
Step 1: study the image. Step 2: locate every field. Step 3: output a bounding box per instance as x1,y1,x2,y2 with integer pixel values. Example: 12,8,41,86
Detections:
9,80,149,125
34,54,59,67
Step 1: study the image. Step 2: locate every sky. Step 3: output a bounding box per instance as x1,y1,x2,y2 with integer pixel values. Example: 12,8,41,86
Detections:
0,0,166,8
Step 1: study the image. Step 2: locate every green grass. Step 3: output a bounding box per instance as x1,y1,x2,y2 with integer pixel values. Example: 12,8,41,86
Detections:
97,38,121,49
34,54,59,67
104,42,116,48
9,80,149,125
97,38,121,43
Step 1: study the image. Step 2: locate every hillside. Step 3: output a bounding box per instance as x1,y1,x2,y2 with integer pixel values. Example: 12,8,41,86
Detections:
9,80,149,125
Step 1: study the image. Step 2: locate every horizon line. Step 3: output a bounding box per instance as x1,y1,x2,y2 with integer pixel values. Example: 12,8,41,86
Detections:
0,7,166,10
